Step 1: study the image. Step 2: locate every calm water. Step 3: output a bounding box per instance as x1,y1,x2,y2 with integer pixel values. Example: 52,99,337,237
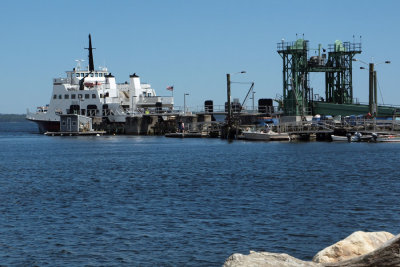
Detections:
1,121,400,266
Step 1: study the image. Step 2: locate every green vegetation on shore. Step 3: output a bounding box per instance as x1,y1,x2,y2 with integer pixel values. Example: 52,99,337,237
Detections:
0,114,27,122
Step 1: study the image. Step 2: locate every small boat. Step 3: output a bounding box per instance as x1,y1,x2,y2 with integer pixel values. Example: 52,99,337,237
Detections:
268,131,291,141
242,130,271,141
331,132,369,142
331,135,349,142
242,129,290,141
372,133,400,142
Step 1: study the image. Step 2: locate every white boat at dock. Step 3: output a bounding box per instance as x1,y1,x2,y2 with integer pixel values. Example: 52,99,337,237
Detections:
242,129,290,141
372,133,400,142
331,135,350,142
331,132,372,142
242,130,271,141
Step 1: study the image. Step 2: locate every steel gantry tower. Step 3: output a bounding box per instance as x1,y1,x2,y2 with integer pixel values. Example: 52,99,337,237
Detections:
277,38,361,116
277,39,310,116
324,41,361,104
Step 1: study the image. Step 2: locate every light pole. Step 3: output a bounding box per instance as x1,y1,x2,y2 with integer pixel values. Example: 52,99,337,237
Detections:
184,93,189,114
353,58,390,117
252,90,256,113
226,71,246,133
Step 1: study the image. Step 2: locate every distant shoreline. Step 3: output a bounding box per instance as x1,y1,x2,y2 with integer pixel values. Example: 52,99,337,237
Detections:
0,114,27,122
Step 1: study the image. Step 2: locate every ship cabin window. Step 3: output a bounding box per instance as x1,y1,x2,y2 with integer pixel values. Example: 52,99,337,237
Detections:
92,94,96,99
78,94,83,99
90,73,94,77
72,121,76,126
62,121,66,126
58,95,62,99
53,94,57,99
71,94,76,99
148,93,151,97
95,73,98,77
85,94,90,99
65,94,69,99
100,94,103,98
143,92,146,97
99,73,103,77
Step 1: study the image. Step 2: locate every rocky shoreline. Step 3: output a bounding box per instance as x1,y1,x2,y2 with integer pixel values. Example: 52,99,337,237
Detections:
223,231,400,267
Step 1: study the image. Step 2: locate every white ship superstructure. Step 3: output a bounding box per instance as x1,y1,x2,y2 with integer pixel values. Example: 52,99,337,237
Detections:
27,34,174,133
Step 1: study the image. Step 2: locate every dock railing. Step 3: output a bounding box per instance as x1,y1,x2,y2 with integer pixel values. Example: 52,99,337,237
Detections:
269,118,400,134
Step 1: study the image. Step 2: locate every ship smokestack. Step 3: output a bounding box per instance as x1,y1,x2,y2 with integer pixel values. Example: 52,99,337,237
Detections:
86,34,95,72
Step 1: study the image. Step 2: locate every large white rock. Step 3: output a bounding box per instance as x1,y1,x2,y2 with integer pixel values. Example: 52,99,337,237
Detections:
324,233,400,266
312,231,394,264
223,251,321,267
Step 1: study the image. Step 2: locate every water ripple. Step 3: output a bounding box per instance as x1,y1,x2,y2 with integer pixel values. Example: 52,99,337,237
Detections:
0,123,400,265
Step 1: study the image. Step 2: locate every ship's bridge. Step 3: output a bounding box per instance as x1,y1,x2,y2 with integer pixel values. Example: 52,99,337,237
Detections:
67,69,109,80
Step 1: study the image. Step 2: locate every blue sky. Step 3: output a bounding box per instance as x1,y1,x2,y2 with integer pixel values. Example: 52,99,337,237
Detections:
0,0,398,114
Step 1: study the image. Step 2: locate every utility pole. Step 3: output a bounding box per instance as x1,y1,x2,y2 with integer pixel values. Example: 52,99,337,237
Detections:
252,90,256,113
225,71,246,139
373,70,378,117
226,73,231,132
355,58,390,117
184,93,189,114
369,63,374,116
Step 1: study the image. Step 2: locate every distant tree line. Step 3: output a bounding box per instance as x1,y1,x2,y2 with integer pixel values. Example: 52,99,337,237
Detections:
0,114,27,122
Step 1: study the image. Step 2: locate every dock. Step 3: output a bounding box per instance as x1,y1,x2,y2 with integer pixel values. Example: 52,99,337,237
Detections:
44,131,106,136
165,132,207,138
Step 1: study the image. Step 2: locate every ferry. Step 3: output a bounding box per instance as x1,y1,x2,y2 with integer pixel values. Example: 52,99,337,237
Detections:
27,34,174,133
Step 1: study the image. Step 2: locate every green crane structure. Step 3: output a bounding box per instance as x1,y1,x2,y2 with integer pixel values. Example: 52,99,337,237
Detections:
277,39,361,116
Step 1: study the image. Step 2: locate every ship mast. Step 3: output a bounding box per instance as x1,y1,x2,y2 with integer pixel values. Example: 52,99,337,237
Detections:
85,34,95,72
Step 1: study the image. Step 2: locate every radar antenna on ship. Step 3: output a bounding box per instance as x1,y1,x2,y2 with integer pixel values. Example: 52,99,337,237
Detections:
75,59,85,71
